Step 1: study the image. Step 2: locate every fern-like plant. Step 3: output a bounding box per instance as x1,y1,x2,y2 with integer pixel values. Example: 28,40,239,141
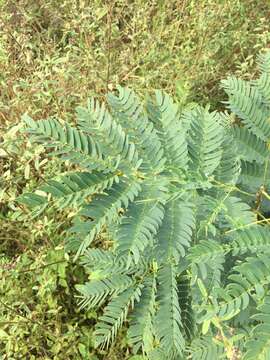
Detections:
20,85,270,359
222,51,270,215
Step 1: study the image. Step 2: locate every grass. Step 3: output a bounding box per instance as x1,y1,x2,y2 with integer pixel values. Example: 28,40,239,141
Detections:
1,0,270,358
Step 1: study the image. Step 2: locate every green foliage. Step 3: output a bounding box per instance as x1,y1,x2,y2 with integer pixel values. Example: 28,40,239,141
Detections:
0,245,129,360
222,52,270,214
2,1,270,358
187,335,225,360
0,247,93,359
20,86,270,360
244,296,270,360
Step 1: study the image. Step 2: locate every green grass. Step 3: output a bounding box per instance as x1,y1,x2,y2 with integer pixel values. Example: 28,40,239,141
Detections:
1,0,270,358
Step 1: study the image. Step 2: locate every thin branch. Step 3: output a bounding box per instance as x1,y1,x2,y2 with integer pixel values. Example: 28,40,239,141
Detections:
1,260,67,275
106,1,114,91
225,218,270,234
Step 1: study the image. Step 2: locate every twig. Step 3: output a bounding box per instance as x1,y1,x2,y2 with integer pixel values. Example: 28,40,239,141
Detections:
1,260,67,275
225,218,270,234
106,1,114,91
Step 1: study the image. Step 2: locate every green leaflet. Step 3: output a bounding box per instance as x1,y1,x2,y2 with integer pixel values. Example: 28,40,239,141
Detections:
202,255,270,323
151,91,189,171
69,178,142,256
76,98,142,172
222,53,270,208
213,134,240,184
22,115,111,171
19,171,118,211
187,336,224,360
239,160,270,191
76,273,133,309
94,284,143,349
223,196,256,227
128,275,157,354
186,107,224,176
115,179,167,266
80,248,140,276
231,126,269,164
107,86,165,173
244,296,270,360
188,239,225,281
222,77,270,141
154,264,185,358
177,274,195,341
231,226,270,255
156,198,195,262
